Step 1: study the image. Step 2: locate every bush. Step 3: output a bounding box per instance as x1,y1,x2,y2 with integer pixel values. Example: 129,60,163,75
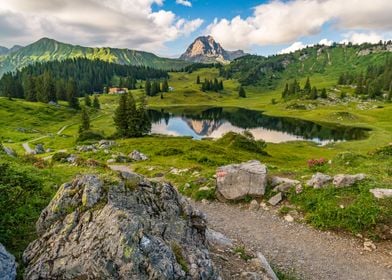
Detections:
307,158,327,171
217,132,268,155
371,144,392,157
52,152,70,162
77,130,104,142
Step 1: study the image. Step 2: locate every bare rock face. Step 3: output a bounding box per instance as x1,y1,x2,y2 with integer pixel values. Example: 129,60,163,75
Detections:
0,243,16,280
180,36,246,63
216,160,268,200
23,173,219,280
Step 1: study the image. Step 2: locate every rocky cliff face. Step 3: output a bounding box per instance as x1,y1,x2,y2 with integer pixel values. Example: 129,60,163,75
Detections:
23,173,219,279
180,36,246,63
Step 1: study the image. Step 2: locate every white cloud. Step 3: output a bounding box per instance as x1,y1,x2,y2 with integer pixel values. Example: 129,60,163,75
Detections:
207,0,392,50
0,0,203,53
319,39,333,46
279,42,308,54
341,32,387,44
176,0,192,7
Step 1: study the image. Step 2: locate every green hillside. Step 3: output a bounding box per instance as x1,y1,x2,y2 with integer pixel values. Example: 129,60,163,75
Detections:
222,42,392,89
0,38,190,76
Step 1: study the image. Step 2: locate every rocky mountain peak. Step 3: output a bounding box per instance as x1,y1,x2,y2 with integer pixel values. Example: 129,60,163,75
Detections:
180,35,246,63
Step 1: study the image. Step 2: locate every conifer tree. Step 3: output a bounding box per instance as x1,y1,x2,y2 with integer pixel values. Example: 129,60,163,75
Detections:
239,86,246,98
79,107,90,133
84,94,92,107
196,75,200,84
113,93,129,136
162,79,169,92
310,86,318,99
320,88,328,99
145,80,151,96
304,77,311,94
66,80,80,109
24,76,37,102
93,95,100,109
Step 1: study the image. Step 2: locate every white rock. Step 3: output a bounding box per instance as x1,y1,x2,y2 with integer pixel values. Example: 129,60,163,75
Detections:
284,214,294,223
333,174,366,188
268,192,283,206
369,188,392,199
307,173,332,188
249,200,260,211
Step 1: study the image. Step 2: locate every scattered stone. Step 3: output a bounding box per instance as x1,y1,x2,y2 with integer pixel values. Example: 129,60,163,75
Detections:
268,192,283,206
66,154,79,165
284,214,294,223
206,229,233,249
269,176,300,187
363,240,377,252
170,167,189,175
255,252,279,280
2,146,16,157
106,158,116,164
201,199,209,205
259,202,269,211
23,173,219,279
0,243,17,280
129,150,148,161
77,145,97,152
97,140,116,150
216,160,268,200
369,188,392,199
249,200,260,211
199,186,212,192
307,173,332,188
295,184,303,194
333,174,366,188
34,144,45,154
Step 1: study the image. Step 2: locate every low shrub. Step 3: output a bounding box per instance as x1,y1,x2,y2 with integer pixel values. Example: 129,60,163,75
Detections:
77,130,104,142
155,148,184,156
52,152,70,162
307,158,327,171
217,132,268,155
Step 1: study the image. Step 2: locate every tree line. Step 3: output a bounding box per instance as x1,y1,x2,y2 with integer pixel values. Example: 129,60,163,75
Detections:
197,76,224,92
338,58,392,99
282,77,327,100
145,79,169,97
0,58,168,105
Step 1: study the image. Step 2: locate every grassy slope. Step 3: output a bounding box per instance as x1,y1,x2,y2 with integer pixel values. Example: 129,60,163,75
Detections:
0,38,190,76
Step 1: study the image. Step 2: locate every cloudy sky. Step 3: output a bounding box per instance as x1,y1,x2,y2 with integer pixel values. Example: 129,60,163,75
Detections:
1,0,391,57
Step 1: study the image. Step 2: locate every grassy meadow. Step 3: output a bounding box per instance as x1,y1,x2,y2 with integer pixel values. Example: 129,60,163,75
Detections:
1,67,392,272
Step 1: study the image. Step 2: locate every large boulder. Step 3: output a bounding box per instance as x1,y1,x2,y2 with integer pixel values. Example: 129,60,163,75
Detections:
129,150,148,161
216,160,268,200
0,243,16,280
306,173,332,188
23,173,219,279
333,174,366,188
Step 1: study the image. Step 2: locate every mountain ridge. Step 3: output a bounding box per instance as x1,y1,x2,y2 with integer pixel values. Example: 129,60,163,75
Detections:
0,38,190,76
180,35,247,64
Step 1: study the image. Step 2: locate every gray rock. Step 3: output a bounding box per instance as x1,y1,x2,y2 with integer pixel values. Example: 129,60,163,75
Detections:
24,174,219,279
2,146,16,157
256,252,278,280
77,145,97,152
0,243,16,280
34,144,45,154
269,176,300,187
216,160,268,200
206,229,233,248
268,192,283,206
249,200,260,211
369,188,392,199
307,173,332,188
98,140,116,150
129,150,148,161
333,174,366,188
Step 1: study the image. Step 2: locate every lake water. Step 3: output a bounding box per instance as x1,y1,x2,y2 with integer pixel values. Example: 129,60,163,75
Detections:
147,107,369,144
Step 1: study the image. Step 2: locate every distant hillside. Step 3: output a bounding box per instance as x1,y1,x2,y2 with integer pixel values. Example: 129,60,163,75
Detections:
180,36,246,64
0,45,23,56
0,38,190,76
221,42,392,89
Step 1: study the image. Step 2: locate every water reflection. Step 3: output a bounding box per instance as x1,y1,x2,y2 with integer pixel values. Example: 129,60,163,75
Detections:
147,107,369,144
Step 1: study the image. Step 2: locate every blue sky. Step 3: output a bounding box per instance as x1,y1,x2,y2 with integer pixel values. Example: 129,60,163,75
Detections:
1,0,391,57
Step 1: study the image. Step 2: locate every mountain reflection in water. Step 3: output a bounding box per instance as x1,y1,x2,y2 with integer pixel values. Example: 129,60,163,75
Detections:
147,107,369,144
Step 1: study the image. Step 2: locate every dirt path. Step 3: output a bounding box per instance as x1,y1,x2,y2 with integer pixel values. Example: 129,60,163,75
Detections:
195,201,392,280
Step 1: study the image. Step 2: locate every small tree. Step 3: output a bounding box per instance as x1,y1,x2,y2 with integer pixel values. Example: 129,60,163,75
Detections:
304,77,311,94
79,107,90,133
320,88,328,99
84,94,92,107
239,86,246,98
310,86,318,100
66,80,80,109
113,93,129,136
93,95,100,109
196,75,200,84
145,80,151,96
162,79,169,92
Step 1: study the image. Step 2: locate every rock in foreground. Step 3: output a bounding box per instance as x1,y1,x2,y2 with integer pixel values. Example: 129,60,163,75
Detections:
0,243,16,280
23,173,219,279
216,160,267,200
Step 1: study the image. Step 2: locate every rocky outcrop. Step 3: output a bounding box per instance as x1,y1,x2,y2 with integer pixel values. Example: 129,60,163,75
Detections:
1,145,16,157
216,160,268,200
129,150,148,161
332,174,366,188
0,243,16,280
306,173,332,188
23,173,219,279
180,36,246,64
